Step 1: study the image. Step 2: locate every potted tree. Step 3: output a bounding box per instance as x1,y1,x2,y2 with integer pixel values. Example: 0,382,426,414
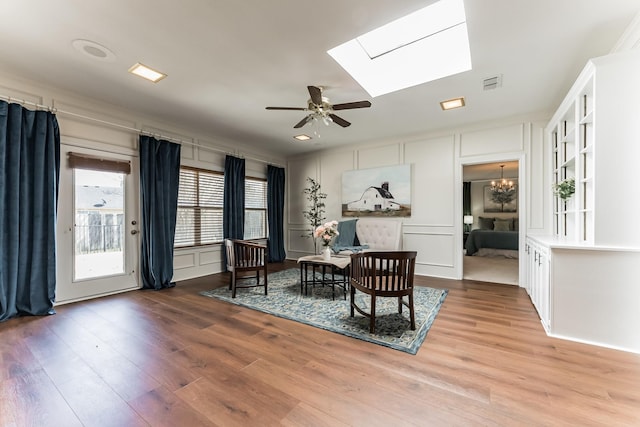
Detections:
302,177,327,254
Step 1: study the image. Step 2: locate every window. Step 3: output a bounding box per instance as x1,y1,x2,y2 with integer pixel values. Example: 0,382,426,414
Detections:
175,168,267,247
175,167,223,247
327,0,471,97
245,177,267,240
73,169,126,279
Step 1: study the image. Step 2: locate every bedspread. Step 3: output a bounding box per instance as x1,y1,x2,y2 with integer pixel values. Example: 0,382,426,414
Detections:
465,230,519,255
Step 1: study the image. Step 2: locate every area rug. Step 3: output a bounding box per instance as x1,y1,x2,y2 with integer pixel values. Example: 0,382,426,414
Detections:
200,268,448,354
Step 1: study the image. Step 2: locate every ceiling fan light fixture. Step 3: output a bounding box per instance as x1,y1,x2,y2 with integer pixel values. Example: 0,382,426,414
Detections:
440,97,465,110
294,134,312,141
267,85,368,129
128,62,167,83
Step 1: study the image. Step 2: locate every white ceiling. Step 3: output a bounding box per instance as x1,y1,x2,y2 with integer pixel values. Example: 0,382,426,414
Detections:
0,1,638,157
463,161,518,182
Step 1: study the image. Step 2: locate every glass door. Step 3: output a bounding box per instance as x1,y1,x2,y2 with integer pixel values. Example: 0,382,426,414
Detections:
73,169,125,280
56,145,139,303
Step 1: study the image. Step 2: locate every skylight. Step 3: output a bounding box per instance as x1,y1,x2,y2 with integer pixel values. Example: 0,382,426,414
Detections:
327,0,472,97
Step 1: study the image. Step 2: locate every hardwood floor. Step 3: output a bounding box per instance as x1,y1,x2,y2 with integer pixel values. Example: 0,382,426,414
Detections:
2,260,639,426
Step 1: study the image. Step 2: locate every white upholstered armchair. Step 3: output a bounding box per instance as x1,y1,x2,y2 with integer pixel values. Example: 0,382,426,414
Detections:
332,218,403,254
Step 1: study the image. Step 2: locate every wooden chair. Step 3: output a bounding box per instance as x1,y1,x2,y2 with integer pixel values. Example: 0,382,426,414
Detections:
224,239,268,298
349,251,417,333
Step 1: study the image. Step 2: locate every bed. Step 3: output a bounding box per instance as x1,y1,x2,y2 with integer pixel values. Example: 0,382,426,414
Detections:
465,229,519,256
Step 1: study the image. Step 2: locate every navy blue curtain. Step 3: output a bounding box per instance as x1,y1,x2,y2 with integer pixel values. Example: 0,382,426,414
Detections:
0,101,60,321
463,181,472,232
267,165,286,262
223,155,245,240
463,182,471,215
139,136,181,290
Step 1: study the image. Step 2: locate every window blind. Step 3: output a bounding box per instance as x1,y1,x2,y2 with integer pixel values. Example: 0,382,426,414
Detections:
244,177,267,240
175,167,224,247
68,152,131,174
174,168,268,247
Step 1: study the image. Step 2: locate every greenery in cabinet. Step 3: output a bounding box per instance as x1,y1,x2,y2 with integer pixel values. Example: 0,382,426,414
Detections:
553,177,575,200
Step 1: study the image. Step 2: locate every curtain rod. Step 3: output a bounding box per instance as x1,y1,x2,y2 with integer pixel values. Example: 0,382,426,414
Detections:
0,94,284,167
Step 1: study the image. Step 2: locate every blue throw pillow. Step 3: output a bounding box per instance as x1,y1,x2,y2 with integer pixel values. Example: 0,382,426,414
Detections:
333,219,357,248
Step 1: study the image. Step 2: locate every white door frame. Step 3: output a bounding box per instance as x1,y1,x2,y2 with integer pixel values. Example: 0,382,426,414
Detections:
456,152,526,285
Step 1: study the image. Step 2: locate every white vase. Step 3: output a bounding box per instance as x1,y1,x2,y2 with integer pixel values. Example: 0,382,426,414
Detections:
322,247,331,261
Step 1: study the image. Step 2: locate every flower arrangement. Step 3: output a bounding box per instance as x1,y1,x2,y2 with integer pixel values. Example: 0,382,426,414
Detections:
553,177,575,200
314,220,339,247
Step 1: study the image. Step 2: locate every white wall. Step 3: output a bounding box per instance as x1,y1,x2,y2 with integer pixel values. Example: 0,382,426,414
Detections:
287,118,548,281
590,51,640,247
0,71,549,287
0,72,286,290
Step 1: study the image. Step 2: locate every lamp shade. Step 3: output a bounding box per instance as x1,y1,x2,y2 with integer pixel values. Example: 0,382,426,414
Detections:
463,215,473,225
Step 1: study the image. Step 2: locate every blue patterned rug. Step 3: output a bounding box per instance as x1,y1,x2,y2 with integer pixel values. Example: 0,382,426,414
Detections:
200,268,447,354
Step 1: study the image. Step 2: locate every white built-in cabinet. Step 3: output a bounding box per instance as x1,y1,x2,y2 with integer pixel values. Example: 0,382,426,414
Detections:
550,76,594,242
525,49,640,353
524,237,549,331
547,49,640,248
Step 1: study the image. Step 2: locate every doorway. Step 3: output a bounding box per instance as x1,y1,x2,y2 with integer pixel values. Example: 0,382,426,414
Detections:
462,161,520,285
56,145,140,304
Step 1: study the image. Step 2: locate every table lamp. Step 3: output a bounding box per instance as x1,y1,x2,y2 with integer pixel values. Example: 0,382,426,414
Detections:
463,215,473,232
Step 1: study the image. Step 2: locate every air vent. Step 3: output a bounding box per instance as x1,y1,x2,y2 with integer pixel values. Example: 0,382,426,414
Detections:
483,75,503,90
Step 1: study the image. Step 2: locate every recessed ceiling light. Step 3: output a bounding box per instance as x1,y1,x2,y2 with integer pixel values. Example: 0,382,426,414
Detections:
440,97,465,110
72,39,116,62
128,63,167,83
328,0,471,97
294,134,312,141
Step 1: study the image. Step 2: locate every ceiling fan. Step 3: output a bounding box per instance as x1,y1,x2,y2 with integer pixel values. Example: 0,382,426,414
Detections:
266,85,371,129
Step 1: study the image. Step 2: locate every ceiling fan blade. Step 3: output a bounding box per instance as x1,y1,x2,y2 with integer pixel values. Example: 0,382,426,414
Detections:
307,85,323,106
331,100,372,110
265,106,307,111
293,115,314,129
329,113,351,128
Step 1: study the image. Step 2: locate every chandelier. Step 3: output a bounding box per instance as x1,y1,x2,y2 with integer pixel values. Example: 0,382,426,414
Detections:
490,164,516,204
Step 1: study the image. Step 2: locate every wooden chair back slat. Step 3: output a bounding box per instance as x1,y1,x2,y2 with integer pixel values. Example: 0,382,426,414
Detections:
349,251,417,333
224,239,268,298
351,251,416,293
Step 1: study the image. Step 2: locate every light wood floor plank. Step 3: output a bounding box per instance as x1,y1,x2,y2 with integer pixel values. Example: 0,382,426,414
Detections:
1,260,639,426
